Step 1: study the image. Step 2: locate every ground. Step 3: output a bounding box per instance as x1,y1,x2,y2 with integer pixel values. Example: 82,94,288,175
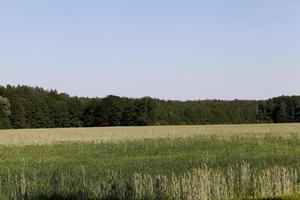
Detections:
0,124,299,199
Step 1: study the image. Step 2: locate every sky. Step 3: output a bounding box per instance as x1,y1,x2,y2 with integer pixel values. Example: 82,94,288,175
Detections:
1,0,299,100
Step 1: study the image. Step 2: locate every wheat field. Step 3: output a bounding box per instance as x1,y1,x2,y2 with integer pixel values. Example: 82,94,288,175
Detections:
0,124,299,199
0,123,300,145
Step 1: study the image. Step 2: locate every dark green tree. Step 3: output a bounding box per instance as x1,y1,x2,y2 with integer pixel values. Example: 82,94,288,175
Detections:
0,95,11,128
275,102,288,123
94,95,123,126
9,97,27,128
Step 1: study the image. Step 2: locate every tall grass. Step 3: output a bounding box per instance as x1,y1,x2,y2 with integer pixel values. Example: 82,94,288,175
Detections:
0,163,299,200
0,124,299,199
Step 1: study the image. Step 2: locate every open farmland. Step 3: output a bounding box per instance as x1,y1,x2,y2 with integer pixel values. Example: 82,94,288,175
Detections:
0,124,299,199
0,123,300,145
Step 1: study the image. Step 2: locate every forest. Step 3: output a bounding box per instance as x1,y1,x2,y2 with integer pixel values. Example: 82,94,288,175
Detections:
0,85,300,129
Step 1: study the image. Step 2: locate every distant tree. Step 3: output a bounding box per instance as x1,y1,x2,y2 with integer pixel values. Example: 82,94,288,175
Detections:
257,101,274,123
121,99,137,126
94,95,124,126
2,84,300,129
67,97,84,127
295,106,300,122
0,95,11,128
9,97,27,128
134,97,157,125
275,102,288,123
82,99,98,127
0,95,11,116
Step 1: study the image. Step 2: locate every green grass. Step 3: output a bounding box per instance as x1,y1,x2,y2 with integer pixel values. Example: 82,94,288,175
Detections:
256,193,300,199
0,135,299,178
0,126,299,199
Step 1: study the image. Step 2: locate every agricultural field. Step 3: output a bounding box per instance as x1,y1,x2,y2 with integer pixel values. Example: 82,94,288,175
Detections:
0,124,299,199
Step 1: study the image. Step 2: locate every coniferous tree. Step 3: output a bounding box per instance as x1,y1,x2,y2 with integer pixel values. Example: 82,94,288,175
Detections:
276,102,288,123
0,95,11,128
9,97,27,128
2,85,300,129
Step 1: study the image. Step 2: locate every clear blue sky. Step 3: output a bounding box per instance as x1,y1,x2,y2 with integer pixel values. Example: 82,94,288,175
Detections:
1,0,299,100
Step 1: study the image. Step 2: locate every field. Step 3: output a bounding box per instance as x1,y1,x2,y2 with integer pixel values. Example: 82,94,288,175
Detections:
0,124,299,199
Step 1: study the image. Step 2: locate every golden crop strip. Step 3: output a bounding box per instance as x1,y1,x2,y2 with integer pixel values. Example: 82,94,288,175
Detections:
0,123,300,146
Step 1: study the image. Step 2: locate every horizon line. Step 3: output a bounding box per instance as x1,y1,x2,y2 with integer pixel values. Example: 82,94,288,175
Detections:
0,84,296,102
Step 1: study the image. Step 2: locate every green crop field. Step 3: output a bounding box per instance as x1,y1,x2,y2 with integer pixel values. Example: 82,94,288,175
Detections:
0,124,299,199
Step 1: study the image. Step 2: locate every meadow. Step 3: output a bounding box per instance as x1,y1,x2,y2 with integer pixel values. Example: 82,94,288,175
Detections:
0,124,299,199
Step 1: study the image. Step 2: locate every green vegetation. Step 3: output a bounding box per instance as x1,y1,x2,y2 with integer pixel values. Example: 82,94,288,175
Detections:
1,135,299,175
0,127,299,199
1,85,300,199
0,95,11,129
2,85,300,129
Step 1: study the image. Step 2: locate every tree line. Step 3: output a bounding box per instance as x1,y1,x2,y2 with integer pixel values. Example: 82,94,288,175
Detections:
0,85,300,129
